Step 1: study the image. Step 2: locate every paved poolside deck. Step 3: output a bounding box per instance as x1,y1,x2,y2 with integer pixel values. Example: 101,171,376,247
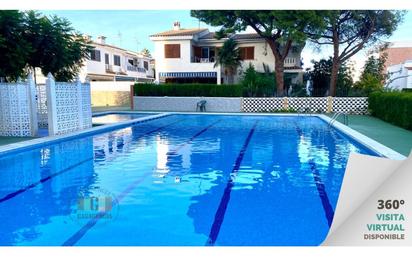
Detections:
0,136,36,147
92,106,131,112
329,114,412,156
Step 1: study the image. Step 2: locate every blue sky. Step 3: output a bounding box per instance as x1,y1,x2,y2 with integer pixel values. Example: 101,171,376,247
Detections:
41,10,216,54
42,10,412,71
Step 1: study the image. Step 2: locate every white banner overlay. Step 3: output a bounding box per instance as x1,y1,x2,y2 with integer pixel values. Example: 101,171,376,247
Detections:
323,152,412,246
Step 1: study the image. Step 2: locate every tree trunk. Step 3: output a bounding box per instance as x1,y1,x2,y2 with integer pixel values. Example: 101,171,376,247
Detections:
330,60,339,97
274,61,285,96
266,39,287,97
329,30,340,96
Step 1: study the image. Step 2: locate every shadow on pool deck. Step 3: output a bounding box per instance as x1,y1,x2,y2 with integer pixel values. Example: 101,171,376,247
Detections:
328,114,412,157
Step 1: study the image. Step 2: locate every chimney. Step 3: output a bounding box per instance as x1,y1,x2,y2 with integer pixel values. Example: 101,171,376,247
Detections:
173,21,181,31
97,36,107,44
83,35,92,41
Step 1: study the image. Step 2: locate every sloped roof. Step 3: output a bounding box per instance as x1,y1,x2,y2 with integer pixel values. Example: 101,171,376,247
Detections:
150,28,208,37
199,32,262,40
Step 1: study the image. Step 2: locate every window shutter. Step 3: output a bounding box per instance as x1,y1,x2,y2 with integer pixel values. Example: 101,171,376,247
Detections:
246,47,254,60
165,44,181,58
239,47,246,60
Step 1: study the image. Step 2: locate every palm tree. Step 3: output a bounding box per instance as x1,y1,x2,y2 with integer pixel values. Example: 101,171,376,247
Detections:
214,38,241,84
140,48,151,58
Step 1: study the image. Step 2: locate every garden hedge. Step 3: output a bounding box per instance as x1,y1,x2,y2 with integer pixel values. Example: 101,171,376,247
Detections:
134,83,242,97
368,91,412,131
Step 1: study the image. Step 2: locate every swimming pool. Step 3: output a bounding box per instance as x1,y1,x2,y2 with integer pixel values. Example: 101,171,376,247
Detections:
0,114,378,246
92,112,157,124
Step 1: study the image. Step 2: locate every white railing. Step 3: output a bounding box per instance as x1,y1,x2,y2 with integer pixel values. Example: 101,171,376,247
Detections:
284,57,297,66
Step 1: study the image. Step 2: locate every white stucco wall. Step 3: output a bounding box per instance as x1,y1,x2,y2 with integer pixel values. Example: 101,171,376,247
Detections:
83,43,154,81
152,37,302,85
386,62,412,90
153,39,220,83
134,96,242,112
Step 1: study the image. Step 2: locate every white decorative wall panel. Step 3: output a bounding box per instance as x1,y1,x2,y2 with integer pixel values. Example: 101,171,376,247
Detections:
0,82,34,136
36,83,48,128
81,83,92,129
46,76,92,136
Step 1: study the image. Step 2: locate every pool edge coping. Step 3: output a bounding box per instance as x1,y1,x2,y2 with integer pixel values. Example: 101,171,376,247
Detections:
317,114,406,160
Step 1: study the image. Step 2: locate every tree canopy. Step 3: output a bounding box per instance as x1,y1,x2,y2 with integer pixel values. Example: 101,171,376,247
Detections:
0,10,91,82
307,10,404,96
191,10,323,96
0,11,31,81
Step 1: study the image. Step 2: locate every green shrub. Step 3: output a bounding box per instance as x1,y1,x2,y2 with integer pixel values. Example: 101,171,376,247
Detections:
369,91,412,130
134,83,242,97
268,108,297,113
241,64,275,97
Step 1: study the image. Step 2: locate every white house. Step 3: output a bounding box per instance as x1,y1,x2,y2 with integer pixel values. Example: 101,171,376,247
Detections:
34,36,155,84
82,36,154,82
150,22,304,85
386,60,412,90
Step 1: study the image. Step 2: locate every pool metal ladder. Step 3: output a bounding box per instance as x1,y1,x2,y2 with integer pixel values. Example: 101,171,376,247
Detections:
328,112,348,127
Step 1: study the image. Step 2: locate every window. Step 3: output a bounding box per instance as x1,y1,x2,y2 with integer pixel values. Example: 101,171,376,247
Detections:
114,55,121,66
164,44,181,58
128,59,134,66
90,49,101,62
144,61,149,70
105,54,109,65
239,47,254,60
201,47,209,59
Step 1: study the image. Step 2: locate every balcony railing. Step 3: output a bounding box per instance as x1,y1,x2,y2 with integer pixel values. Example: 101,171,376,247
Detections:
284,57,298,66
192,56,215,63
127,65,146,73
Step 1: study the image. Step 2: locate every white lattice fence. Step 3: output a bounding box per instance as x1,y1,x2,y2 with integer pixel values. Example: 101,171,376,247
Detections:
0,76,38,137
81,84,92,129
36,83,48,128
332,97,368,114
288,97,329,113
242,97,285,112
46,74,92,136
241,97,369,114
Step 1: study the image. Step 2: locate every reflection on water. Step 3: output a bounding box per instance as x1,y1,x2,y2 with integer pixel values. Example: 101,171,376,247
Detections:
0,115,378,246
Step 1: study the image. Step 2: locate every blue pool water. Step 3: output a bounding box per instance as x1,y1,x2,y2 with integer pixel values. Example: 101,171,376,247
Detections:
92,113,156,124
0,114,378,246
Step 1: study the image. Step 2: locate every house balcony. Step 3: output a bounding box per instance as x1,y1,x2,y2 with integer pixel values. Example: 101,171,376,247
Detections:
191,56,216,63
284,57,301,68
127,65,146,73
